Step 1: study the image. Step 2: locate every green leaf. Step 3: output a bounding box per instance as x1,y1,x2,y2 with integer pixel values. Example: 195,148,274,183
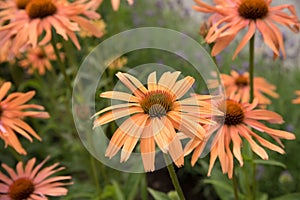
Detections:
148,188,171,200
271,193,300,200
167,191,180,200
112,180,125,200
203,179,233,193
124,173,142,200
253,159,286,169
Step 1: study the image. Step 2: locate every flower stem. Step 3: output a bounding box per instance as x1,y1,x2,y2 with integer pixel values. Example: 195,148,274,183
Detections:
163,154,186,200
249,35,255,103
90,155,101,194
50,39,72,92
249,34,256,200
232,169,239,200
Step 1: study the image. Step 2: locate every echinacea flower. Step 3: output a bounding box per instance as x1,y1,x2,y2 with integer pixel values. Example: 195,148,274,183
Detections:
111,0,134,11
0,82,50,155
18,43,63,75
185,93,295,178
18,44,64,75
292,90,300,104
211,70,279,106
93,71,217,171
193,0,300,59
0,157,72,199
0,0,104,57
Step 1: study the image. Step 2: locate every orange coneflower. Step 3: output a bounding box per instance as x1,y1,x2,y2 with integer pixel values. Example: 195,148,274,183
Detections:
18,44,63,75
0,157,72,199
111,0,134,11
0,0,104,56
185,93,295,178
217,70,279,106
93,71,218,171
193,0,300,59
0,82,50,155
292,90,300,104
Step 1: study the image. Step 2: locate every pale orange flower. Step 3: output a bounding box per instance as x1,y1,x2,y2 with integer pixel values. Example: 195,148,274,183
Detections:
0,157,72,199
111,0,134,11
18,44,63,75
292,90,300,104
0,0,104,56
0,82,50,155
214,70,279,105
93,71,216,171
193,0,300,59
185,93,295,178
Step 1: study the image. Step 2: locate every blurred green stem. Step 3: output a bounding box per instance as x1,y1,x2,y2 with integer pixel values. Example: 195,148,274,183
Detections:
249,35,256,200
232,169,239,200
249,35,255,103
163,154,186,200
90,155,101,194
50,39,72,92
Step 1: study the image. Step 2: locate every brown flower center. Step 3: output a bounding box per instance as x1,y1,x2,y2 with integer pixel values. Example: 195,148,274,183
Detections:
16,0,31,9
9,177,35,200
238,0,269,20
235,75,249,88
140,90,174,118
26,0,57,19
219,100,244,126
36,48,46,59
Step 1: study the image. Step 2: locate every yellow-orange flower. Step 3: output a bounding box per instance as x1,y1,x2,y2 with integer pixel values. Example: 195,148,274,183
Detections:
193,0,300,59
93,71,217,171
0,0,104,57
292,90,300,104
213,70,279,106
0,157,72,199
185,93,295,178
18,44,63,75
0,82,50,155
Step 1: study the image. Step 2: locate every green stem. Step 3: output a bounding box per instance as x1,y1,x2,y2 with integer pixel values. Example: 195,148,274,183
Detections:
249,35,255,103
163,154,186,200
209,43,218,67
249,35,256,200
232,169,239,200
90,155,101,194
50,39,72,92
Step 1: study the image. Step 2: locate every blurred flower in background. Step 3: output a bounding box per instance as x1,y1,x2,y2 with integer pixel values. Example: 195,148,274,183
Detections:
193,0,300,59
292,90,300,104
0,82,50,155
111,0,134,11
0,0,104,59
18,43,64,75
218,70,279,106
0,157,72,199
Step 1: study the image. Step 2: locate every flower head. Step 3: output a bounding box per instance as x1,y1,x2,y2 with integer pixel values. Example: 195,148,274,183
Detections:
213,70,279,106
93,71,217,171
0,82,50,155
185,93,295,178
18,43,63,75
0,157,72,199
0,0,104,57
193,0,300,59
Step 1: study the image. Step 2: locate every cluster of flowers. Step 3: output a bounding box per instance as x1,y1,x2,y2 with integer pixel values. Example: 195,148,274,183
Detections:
93,0,300,180
0,0,133,199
